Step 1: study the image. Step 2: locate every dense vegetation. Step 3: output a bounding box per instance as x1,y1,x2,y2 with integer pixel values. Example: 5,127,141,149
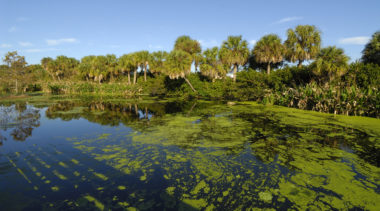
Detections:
1,25,379,117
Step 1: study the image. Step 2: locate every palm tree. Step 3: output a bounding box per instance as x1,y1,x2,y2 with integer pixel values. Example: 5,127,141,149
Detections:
41,57,54,79
130,52,141,84
312,46,350,83
284,25,321,67
252,34,285,75
174,35,201,72
165,50,196,92
105,54,118,82
79,55,96,81
118,54,135,85
136,51,150,82
149,51,168,75
92,56,108,83
219,35,249,82
199,47,227,82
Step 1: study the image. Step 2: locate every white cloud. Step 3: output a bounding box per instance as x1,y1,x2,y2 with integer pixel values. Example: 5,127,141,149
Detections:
19,42,33,47
274,16,303,24
249,40,257,46
22,48,58,53
0,44,12,48
338,36,370,45
8,26,17,32
198,39,218,48
46,38,78,46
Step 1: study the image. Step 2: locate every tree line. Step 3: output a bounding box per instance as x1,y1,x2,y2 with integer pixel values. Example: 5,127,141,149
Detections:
1,25,379,117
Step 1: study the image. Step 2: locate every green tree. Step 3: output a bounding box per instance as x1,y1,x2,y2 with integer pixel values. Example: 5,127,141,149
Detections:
284,25,321,67
200,47,227,82
79,55,96,81
41,57,54,78
3,51,27,92
118,54,135,85
362,31,380,66
252,34,285,75
174,35,202,72
130,52,141,84
149,51,168,75
92,56,108,83
219,36,249,82
105,54,119,82
312,46,349,83
136,51,150,82
165,50,196,92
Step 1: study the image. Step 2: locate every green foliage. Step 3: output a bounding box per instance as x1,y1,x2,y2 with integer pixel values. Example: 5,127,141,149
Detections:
252,34,285,74
219,35,250,82
311,46,350,83
199,47,227,81
1,27,379,117
284,25,321,67
361,31,380,65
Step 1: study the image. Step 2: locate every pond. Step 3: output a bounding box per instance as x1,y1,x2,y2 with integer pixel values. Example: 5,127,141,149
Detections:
0,95,379,210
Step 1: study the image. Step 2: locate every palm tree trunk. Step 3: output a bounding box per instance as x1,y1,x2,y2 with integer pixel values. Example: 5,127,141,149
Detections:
297,60,303,68
184,77,197,93
144,65,147,82
267,63,271,75
127,71,131,85
233,64,238,82
133,69,137,84
110,73,114,82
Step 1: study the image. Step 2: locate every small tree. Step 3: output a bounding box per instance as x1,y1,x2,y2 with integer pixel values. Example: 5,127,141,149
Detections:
252,34,285,75
219,36,249,82
149,51,168,75
312,46,349,84
3,51,27,92
284,25,321,67
200,47,227,81
165,50,196,92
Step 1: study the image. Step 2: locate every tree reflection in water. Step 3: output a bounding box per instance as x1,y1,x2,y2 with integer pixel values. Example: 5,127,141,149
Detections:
0,102,41,143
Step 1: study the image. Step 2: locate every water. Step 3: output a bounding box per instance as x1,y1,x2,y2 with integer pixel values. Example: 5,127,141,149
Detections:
0,96,379,210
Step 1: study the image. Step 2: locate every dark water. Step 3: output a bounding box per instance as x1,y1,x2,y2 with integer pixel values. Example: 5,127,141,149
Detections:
0,96,379,210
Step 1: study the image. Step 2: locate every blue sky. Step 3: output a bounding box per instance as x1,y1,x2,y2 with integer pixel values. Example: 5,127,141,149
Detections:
1,0,379,64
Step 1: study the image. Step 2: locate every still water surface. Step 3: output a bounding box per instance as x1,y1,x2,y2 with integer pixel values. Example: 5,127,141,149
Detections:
0,96,379,210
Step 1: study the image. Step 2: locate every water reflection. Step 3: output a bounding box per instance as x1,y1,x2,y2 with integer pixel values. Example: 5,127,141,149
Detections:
0,103,40,143
0,97,379,210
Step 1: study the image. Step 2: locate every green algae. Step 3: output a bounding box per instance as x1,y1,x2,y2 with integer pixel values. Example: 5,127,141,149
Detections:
51,186,60,192
4,97,376,210
83,195,105,210
258,191,273,203
92,172,108,181
181,198,208,210
53,170,67,180
58,162,68,168
118,185,126,190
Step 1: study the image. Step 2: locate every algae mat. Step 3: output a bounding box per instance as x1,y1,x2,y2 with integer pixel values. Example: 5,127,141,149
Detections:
0,97,379,210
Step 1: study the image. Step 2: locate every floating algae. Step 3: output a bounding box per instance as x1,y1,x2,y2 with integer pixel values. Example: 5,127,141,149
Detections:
1,97,379,210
